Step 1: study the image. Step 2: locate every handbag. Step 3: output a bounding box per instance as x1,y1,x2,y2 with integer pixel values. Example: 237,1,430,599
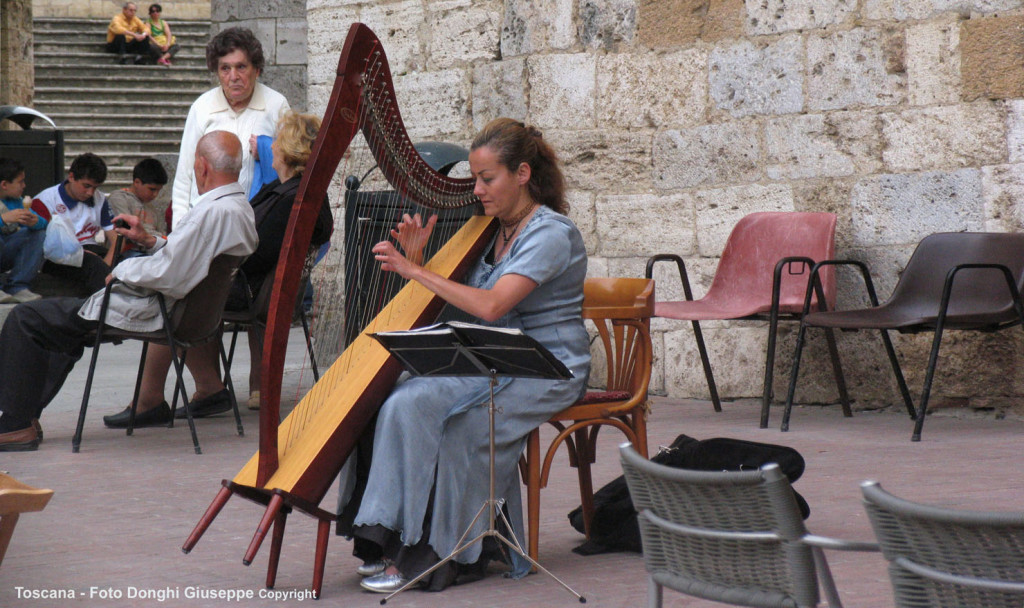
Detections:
566,434,809,555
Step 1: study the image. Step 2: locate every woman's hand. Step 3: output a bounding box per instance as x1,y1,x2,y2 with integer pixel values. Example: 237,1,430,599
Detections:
372,240,418,279
390,213,437,266
249,135,259,159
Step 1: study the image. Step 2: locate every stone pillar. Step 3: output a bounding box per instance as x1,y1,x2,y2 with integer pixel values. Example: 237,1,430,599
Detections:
0,0,33,108
211,0,307,111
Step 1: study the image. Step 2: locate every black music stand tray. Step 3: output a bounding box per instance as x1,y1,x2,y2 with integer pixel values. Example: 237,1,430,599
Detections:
371,322,586,604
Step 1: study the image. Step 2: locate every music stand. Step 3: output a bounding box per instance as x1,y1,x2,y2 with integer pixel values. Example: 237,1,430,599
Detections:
371,322,587,604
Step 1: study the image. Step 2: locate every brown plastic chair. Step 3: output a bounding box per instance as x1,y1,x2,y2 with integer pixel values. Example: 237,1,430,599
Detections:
783,232,1024,441
74,254,247,454
0,473,53,567
646,212,849,427
520,277,654,562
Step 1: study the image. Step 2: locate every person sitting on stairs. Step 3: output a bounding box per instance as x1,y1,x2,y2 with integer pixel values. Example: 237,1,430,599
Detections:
105,2,161,65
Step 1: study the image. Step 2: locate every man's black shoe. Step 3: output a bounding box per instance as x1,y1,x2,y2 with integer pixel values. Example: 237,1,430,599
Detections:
103,401,172,429
174,389,232,419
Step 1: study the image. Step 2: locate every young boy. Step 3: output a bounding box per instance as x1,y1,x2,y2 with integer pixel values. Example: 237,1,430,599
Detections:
107,158,169,238
32,153,117,296
0,157,47,302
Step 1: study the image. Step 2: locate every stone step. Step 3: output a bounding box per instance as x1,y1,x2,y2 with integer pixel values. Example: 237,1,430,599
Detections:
35,48,208,66
35,63,211,82
34,32,209,48
38,112,187,129
36,73,210,92
34,99,194,117
63,139,181,155
30,16,210,199
33,18,211,36
34,86,210,103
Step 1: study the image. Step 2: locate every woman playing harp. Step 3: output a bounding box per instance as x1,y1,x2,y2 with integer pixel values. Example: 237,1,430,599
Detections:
344,118,590,593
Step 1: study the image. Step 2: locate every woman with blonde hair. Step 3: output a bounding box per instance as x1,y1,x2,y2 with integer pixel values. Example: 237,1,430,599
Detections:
101,111,333,427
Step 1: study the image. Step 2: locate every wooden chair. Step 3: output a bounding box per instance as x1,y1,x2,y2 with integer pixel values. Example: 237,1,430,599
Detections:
862,480,1024,608
0,473,53,567
521,277,654,562
621,443,877,608
645,211,849,427
74,253,247,454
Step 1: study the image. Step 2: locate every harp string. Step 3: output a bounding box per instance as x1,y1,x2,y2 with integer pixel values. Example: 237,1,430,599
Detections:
253,23,485,484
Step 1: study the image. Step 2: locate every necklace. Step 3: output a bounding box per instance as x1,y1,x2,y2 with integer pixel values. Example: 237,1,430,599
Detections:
499,203,536,242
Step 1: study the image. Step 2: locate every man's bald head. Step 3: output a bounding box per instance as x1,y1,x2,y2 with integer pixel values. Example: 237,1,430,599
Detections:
194,131,242,194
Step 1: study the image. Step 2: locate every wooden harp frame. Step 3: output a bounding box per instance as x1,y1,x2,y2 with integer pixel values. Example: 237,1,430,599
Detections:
183,22,496,596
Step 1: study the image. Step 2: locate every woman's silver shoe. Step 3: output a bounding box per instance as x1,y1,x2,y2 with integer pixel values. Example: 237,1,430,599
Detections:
360,572,409,593
356,559,387,578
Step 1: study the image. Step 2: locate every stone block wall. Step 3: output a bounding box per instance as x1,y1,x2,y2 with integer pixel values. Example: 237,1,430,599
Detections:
307,1,1024,418
212,0,308,110
1,0,33,108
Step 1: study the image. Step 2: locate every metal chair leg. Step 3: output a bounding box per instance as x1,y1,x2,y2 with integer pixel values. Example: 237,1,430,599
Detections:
127,341,150,435
691,320,722,412
781,322,811,432
218,339,244,436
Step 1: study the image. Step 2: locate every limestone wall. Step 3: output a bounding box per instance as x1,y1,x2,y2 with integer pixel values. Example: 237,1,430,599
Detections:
212,0,308,111
307,1,1024,417
1,0,33,107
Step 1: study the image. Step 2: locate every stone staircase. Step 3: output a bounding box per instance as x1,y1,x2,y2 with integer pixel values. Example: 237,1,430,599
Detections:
32,17,214,191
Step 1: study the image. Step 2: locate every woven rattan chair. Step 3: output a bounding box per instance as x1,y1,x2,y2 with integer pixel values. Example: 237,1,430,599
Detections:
645,212,849,427
862,480,1024,608
620,443,877,608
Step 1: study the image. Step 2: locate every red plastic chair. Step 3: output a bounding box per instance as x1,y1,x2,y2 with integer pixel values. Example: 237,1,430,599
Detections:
645,212,850,426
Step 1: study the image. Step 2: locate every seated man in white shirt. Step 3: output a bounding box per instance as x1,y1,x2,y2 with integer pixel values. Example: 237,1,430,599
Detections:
0,131,258,451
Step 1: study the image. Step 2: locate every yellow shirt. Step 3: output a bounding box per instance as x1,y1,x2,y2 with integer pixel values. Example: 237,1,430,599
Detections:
106,14,148,43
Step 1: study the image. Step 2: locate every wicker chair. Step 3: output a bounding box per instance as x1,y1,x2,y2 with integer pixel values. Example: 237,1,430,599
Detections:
862,480,1024,608
620,443,877,608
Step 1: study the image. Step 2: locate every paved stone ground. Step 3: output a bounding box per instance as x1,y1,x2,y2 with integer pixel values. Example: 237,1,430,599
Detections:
3,330,1024,607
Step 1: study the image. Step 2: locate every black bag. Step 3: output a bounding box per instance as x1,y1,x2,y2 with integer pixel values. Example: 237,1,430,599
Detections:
566,434,810,555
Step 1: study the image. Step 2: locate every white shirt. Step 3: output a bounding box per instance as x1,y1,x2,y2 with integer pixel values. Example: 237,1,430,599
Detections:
172,82,289,229
79,183,258,332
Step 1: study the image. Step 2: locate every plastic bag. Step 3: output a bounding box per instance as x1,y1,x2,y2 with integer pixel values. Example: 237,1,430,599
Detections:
43,215,84,267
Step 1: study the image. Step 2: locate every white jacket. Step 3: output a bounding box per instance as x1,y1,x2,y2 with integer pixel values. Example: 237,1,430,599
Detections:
78,183,258,332
171,83,289,229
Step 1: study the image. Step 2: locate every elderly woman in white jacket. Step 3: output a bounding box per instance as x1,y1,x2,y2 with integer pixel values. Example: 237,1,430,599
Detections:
171,27,289,229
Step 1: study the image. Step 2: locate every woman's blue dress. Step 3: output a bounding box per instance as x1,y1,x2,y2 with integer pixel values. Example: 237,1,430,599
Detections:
352,206,590,577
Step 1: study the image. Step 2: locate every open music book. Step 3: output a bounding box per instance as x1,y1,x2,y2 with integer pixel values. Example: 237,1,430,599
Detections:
371,321,572,380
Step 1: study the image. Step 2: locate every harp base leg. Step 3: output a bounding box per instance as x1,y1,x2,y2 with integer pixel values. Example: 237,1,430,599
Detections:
183,484,234,554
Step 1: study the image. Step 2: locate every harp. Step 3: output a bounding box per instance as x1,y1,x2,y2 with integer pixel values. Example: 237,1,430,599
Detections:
182,23,496,596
